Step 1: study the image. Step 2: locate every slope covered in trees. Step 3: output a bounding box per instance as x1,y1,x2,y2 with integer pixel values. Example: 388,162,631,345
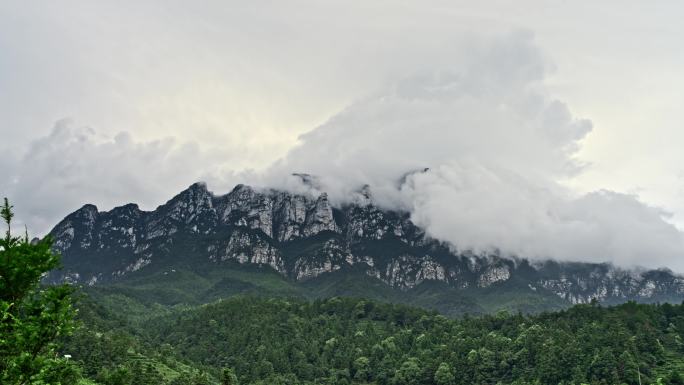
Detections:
64,291,684,385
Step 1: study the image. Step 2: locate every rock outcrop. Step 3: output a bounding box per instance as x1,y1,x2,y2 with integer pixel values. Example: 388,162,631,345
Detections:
48,182,684,306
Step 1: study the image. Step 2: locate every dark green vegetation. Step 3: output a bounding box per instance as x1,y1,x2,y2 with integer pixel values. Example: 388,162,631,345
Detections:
74,261,569,318
64,290,684,385
0,199,80,384
4,198,684,384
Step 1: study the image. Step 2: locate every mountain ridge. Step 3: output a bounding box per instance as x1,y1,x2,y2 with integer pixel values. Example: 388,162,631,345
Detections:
47,181,684,313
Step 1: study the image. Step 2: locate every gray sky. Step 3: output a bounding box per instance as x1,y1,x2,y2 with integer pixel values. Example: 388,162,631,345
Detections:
2,1,684,270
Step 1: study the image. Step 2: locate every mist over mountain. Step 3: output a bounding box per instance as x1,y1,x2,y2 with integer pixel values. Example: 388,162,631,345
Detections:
47,181,684,315
3,34,683,272
252,33,684,271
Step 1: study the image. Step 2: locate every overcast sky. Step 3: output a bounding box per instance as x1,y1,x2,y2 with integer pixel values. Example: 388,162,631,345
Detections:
2,1,684,270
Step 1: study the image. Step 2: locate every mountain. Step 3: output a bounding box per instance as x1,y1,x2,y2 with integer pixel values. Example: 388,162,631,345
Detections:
47,181,684,314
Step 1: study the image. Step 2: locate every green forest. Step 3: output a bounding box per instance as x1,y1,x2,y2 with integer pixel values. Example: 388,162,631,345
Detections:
64,293,684,385
3,201,684,385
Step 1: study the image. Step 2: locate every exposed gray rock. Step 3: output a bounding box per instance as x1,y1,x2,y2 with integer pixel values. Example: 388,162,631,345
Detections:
47,182,684,306
478,265,511,288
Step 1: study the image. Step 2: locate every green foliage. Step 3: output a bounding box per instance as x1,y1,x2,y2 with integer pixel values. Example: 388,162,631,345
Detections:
221,368,238,385
0,199,80,384
392,357,421,385
433,362,455,385
60,289,684,385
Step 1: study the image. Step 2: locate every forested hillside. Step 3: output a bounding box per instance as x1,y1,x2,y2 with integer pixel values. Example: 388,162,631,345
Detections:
63,291,684,385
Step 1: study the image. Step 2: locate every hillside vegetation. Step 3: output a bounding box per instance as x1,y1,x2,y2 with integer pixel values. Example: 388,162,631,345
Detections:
63,290,684,385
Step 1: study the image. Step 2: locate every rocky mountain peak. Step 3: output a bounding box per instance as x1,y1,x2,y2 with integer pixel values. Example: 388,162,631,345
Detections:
74,203,99,219
172,182,212,204
47,181,684,309
109,203,141,215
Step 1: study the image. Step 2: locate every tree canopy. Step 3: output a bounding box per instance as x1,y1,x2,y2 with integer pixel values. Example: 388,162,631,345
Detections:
0,198,80,384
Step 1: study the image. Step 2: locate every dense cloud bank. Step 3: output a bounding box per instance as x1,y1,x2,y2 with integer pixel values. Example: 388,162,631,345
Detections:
258,33,684,270
2,33,683,271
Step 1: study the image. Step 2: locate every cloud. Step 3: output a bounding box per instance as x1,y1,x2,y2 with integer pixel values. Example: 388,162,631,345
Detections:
2,119,240,235
256,33,684,271
404,170,684,269
2,31,683,272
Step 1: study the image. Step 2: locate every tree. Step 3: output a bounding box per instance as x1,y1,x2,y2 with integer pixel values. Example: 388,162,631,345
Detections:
99,365,133,385
670,370,684,385
392,357,421,385
617,351,640,385
588,348,619,384
353,356,370,382
131,361,163,385
434,362,455,385
222,367,239,385
192,371,212,385
0,198,80,384
168,371,193,385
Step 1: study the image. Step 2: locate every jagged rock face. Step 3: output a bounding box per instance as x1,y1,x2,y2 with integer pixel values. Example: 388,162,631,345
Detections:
48,183,684,305
272,193,309,241
477,264,511,288
536,264,684,304
51,204,98,251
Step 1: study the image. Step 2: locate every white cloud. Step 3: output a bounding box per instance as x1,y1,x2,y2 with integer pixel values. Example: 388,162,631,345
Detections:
256,33,684,271
2,119,240,234
1,7,683,272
